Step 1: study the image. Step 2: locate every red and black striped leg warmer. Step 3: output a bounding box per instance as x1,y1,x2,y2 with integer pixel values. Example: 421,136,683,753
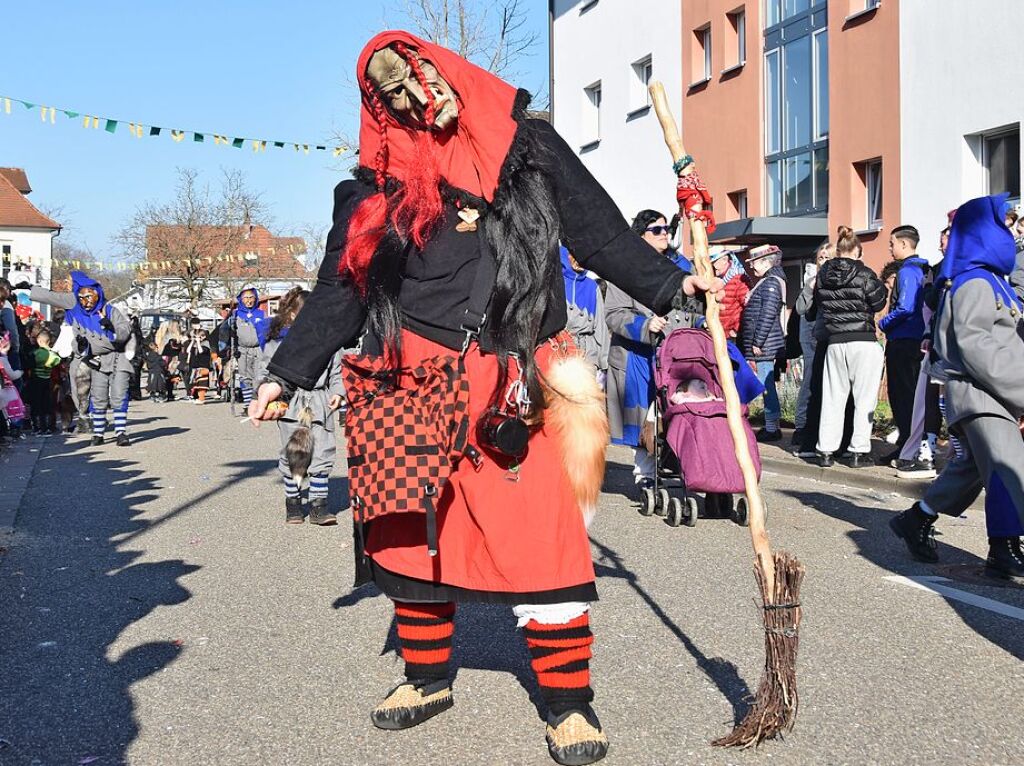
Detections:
394,601,456,683
523,613,595,715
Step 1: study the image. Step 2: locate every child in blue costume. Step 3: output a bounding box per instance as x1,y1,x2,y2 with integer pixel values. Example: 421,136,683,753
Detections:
890,194,1024,581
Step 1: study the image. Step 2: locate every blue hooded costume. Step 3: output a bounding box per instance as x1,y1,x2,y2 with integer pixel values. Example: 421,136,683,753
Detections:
560,247,608,370
940,193,1020,306
923,193,1024,540
234,287,268,349
232,286,267,403
29,270,134,440
66,271,117,342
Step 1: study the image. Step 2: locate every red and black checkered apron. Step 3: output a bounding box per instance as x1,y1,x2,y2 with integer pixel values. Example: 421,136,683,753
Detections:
341,352,472,556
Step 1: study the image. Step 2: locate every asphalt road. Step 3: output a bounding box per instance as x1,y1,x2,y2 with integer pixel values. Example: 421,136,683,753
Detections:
1,398,1022,766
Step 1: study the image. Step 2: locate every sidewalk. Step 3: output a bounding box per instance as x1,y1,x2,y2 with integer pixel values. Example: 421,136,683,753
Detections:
0,433,51,530
757,427,983,509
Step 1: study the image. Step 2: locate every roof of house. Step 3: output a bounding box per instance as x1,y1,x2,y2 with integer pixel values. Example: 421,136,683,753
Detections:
143,223,310,280
0,171,61,230
0,168,32,193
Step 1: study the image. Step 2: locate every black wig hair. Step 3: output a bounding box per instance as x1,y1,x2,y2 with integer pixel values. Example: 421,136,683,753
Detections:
631,209,668,237
354,90,561,407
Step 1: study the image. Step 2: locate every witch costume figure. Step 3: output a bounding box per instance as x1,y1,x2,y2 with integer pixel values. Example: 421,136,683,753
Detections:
251,31,718,765
30,271,134,445
232,286,266,407
890,194,1024,581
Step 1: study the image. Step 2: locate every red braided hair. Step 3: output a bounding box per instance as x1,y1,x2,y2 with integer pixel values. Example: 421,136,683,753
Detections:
393,41,437,127
366,82,390,189
340,47,445,291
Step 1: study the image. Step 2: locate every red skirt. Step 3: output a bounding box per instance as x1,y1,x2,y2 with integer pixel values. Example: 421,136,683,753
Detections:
363,330,597,603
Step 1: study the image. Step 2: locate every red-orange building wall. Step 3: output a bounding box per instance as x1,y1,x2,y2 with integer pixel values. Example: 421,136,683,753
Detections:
826,4,901,272
680,0,764,224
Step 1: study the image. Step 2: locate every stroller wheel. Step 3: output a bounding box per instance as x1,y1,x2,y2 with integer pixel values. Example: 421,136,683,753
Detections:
732,496,750,526
639,488,656,516
683,497,699,526
655,488,670,517
666,497,684,527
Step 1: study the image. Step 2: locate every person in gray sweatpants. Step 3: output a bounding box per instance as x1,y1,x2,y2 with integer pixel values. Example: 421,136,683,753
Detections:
28,271,135,446
890,194,1024,582
808,227,888,467
232,286,266,407
256,288,343,525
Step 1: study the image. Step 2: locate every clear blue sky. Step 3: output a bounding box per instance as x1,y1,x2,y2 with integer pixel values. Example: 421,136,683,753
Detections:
1,1,549,260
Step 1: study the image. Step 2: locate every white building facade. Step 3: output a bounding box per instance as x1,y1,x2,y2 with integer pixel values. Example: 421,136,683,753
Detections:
898,0,1023,246
551,0,684,225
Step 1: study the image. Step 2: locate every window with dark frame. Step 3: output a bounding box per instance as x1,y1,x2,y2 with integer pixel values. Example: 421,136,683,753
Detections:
693,25,712,84
983,128,1021,201
866,160,883,229
729,189,749,219
582,81,602,147
728,9,746,66
630,55,653,113
703,27,713,80
763,1,829,217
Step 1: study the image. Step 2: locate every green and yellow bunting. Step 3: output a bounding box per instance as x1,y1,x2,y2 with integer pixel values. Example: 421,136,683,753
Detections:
1,94,354,158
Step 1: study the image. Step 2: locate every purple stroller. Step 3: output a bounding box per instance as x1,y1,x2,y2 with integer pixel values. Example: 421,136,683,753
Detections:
639,328,763,527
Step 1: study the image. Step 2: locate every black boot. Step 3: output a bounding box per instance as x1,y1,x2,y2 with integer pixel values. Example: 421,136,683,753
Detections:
116,432,130,447
91,435,104,447
308,498,337,526
889,503,939,563
285,497,305,524
985,537,1024,583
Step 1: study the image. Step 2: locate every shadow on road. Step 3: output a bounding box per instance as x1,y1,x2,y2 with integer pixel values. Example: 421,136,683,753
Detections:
0,434,195,765
126,425,189,445
590,537,753,725
602,457,640,503
786,489,1024,661
0,436,278,763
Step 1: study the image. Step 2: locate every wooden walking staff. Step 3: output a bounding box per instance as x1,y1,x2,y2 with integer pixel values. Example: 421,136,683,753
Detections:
648,81,805,748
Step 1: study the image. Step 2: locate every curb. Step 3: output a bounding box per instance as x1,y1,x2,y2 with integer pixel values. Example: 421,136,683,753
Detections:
0,435,50,531
759,454,985,511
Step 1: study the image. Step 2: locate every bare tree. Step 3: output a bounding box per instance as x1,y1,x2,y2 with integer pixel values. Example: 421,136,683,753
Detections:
401,0,539,78
117,168,270,310
294,222,329,271
36,205,132,296
326,0,544,157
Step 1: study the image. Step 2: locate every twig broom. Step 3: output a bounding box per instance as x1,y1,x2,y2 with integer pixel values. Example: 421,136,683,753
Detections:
648,81,806,748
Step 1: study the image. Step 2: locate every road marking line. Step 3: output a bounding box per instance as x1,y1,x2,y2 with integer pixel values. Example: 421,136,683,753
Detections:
884,575,1024,622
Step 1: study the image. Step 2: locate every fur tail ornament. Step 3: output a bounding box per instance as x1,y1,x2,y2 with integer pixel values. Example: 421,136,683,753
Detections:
285,405,315,486
542,354,608,528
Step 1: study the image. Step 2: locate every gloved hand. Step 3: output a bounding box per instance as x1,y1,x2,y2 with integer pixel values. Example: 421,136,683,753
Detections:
99,317,115,333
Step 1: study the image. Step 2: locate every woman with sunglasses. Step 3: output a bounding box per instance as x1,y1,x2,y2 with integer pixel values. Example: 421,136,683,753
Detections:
606,209,695,489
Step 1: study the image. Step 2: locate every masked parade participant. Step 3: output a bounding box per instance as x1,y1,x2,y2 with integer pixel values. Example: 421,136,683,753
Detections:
232,287,266,407
26,271,134,445
890,194,1024,581
249,31,719,765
